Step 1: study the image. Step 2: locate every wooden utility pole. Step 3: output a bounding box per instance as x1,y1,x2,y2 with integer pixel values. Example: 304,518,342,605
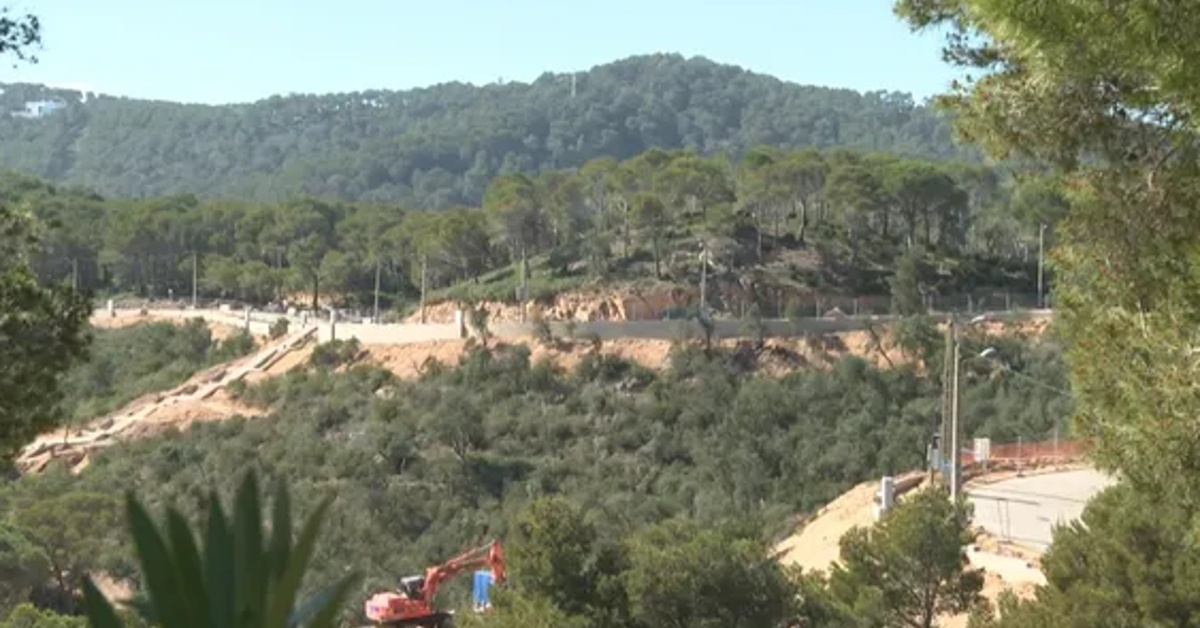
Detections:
949,319,962,502
372,258,382,323
939,322,954,478
419,253,428,324
192,251,198,308
518,246,528,324
1037,223,1047,308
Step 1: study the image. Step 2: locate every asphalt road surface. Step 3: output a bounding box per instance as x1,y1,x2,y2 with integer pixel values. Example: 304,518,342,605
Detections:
968,469,1115,551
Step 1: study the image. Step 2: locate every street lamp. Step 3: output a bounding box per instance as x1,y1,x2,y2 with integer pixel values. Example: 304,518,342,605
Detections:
976,345,1074,462
977,346,1071,397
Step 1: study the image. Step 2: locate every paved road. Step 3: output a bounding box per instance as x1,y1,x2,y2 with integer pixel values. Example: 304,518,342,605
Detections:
968,469,1115,551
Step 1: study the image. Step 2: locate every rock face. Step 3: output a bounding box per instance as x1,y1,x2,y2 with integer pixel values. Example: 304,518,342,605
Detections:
405,287,698,323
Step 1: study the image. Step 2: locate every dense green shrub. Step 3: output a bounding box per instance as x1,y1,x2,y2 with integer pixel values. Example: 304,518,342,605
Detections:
0,331,1068,623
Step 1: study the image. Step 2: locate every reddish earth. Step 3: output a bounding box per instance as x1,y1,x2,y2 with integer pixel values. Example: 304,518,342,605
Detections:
405,286,696,324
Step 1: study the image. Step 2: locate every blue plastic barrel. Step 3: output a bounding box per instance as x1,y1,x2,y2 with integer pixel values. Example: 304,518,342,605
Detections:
472,570,495,611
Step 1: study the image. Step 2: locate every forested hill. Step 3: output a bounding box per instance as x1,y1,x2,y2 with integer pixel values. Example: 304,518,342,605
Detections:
0,54,967,207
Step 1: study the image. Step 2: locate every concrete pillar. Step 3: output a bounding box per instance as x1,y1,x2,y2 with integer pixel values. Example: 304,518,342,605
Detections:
106,299,115,317
455,309,466,339
244,308,251,332
875,476,896,521
329,309,337,341
974,438,992,471
881,476,896,510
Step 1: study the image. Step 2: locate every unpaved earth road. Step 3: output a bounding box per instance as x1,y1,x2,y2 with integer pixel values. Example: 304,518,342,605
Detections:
16,326,317,473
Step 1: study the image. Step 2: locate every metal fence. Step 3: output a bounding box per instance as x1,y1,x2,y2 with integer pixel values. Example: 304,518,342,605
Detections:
781,291,1045,319
962,438,1091,468
103,290,1049,323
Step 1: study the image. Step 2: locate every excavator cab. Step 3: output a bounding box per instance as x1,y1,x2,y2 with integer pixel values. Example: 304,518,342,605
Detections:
398,575,426,599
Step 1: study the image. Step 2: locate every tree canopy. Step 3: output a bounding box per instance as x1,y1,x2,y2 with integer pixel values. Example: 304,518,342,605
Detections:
0,199,90,463
0,54,971,207
896,0,1200,517
891,0,1200,624
6,144,1059,318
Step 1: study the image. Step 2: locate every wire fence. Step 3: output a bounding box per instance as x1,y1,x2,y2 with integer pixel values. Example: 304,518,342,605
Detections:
102,290,1050,322
778,291,1046,319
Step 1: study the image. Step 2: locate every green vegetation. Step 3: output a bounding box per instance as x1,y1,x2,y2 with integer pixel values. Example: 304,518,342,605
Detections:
0,329,1065,624
885,0,1200,625
59,320,257,424
12,143,1060,318
10,0,1200,624
826,488,982,626
83,470,360,628
0,171,91,465
0,55,969,206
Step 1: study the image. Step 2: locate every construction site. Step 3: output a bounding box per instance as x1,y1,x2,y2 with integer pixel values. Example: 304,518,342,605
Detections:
17,302,1091,627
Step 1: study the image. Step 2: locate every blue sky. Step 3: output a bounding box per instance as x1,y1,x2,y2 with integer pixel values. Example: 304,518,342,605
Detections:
7,0,960,105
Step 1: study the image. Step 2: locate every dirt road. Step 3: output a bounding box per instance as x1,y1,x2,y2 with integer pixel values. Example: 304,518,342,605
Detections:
17,326,317,473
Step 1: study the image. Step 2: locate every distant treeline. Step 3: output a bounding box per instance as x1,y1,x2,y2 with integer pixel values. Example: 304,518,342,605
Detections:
12,145,1065,315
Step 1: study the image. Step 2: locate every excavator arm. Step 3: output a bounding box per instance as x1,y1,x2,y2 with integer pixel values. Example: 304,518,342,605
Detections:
420,540,506,607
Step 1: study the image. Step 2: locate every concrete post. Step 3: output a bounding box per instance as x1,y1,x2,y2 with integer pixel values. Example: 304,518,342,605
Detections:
329,309,337,342
875,476,896,521
455,309,466,339
975,437,992,472
106,299,115,317
244,308,251,332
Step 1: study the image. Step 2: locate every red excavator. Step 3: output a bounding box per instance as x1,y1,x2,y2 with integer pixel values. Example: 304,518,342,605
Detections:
365,539,507,627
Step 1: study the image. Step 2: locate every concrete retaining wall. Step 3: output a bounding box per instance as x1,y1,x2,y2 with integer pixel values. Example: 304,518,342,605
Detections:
314,309,1052,346
114,307,1052,347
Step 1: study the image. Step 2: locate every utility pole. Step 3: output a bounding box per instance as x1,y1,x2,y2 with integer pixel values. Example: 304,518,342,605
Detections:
372,258,381,323
192,251,199,308
419,253,428,324
1037,223,1046,308
950,319,962,502
938,322,954,476
519,247,528,324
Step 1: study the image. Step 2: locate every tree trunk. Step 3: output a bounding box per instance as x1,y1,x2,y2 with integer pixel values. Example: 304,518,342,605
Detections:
797,200,809,244
755,209,764,260
622,200,632,259
310,276,319,311
652,237,661,278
